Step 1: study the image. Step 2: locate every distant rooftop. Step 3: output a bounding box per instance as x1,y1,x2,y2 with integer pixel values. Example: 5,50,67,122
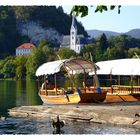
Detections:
16,43,36,49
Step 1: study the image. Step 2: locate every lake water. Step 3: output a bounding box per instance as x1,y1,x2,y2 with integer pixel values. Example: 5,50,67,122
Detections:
0,80,140,135
0,80,42,117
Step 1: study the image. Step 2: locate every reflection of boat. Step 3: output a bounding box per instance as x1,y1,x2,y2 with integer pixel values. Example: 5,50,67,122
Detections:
35,58,107,104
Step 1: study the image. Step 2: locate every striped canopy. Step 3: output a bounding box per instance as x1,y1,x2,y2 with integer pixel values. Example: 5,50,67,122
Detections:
35,58,97,76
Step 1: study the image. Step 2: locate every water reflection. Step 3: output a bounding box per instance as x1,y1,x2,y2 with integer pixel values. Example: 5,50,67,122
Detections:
52,129,65,134
1,80,140,134
0,117,140,134
0,80,42,116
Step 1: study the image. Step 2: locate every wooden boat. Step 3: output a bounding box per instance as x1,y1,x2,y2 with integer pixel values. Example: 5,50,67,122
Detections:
89,59,140,103
102,85,140,102
105,94,140,102
35,58,107,104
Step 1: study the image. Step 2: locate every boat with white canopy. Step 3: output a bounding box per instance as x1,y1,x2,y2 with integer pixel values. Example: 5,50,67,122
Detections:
90,58,140,102
35,58,107,104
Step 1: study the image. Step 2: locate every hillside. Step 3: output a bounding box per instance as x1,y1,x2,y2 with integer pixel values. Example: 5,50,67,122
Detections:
126,29,140,38
87,29,140,38
0,6,88,58
87,29,120,38
15,6,88,43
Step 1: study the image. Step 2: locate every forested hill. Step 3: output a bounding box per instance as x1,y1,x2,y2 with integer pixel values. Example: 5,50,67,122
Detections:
13,6,88,36
0,6,87,58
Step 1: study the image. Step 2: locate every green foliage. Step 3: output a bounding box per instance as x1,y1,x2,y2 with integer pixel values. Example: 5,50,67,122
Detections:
95,6,108,13
19,6,88,36
71,5,121,17
81,34,139,62
0,6,30,58
15,55,27,79
95,43,103,61
0,6,88,58
12,6,35,20
98,33,109,53
1,6,140,80
71,6,88,17
26,41,56,79
81,44,96,61
103,46,127,60
26,47,47,79
58,48,78,59
0,40,57,79
128,47,140,58
108,34,139,49
1,56,16,78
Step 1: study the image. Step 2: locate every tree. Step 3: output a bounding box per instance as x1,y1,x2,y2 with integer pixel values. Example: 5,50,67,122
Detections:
99,33,109,53
0,6,30,58
26,41,56,79
81,44,96,61
58,48,78,59
26,46,48,79
108,34,138,49
15,55,27,79
70,6,121,17
57,6,64,13
104,46,127,60
12,6,35,20
128,47,140,58
2,56,16,78
94,43,103,61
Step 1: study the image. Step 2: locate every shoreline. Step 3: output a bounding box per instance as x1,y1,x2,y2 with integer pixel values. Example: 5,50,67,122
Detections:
8,101,140,128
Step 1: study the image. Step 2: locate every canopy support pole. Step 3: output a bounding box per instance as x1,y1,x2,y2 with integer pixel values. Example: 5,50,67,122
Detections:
118,75,120,85
118,75,120,93
54,74,57,95
94,70,100,89
71,70,74,91
44,75,47,96
110,74,113,94
93,75,96,87
83,70,86,93
138,76,140,86
37,77,40,90
130,75,133,94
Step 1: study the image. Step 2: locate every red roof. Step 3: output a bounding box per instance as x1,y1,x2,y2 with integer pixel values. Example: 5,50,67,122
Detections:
16,43,36,49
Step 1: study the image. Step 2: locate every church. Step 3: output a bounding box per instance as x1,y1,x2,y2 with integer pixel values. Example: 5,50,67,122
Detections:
60,15,93,53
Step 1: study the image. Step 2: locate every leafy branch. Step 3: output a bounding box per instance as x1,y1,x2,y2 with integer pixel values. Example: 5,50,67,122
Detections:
70,5,121,17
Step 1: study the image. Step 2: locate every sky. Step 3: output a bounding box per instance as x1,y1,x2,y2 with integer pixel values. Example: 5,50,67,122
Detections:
63,6,140,33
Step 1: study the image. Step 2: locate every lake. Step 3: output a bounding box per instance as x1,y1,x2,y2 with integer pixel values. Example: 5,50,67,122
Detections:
0,80,140,134
0,79,42,116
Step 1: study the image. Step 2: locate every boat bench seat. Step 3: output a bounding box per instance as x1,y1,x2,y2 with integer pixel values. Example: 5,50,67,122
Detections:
47,89,64,95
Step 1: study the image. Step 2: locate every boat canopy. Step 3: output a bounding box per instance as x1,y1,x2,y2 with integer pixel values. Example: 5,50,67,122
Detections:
90,58,140,76
35,58,98,76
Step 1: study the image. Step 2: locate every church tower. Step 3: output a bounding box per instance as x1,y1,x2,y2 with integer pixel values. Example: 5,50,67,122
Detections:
70,14,77,52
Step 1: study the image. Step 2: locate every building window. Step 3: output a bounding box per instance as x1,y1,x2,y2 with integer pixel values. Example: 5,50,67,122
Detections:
72,31,74,34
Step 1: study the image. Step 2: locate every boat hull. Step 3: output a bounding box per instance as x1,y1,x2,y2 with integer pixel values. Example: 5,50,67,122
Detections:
39,90,107,104
39,93,81,104
105,94,140,102
79,92,107,103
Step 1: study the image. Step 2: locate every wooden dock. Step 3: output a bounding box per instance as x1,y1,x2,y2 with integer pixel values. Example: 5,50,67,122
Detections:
8,102,140,128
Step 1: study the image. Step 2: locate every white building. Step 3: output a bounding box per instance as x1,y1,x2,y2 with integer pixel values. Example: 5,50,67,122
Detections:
16,43,36,56
60,15,94,53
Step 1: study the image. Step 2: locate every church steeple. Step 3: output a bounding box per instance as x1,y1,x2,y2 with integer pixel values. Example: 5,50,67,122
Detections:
70,14,77,51
71,14,77,30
